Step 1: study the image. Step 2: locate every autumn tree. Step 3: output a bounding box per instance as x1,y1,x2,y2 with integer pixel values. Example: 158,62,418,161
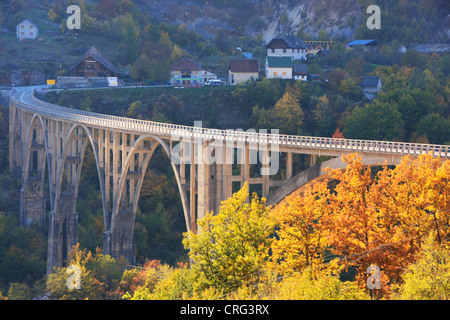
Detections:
183,183,275,295
272,264,369,300
255,90,304,135
322,154,395,284
322,153,450,295
46,244,127,300
332,128,345,139
97,0,117,18
270,182,330,274
398,233,450,300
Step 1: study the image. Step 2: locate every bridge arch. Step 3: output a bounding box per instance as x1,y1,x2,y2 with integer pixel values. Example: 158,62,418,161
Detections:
106,133,190,264
9,106,24,178
267,155,403,207
48,123,103,271
54,123,103,213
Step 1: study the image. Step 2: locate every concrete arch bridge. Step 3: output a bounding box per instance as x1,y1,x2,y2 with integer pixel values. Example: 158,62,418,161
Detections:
9,87,450,273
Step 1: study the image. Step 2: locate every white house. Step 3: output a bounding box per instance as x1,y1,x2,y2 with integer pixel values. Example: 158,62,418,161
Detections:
266,56,293,79
16,19,38,40
361,76,382,93
266,35,307,61
228,59,259,85
293,64,308,81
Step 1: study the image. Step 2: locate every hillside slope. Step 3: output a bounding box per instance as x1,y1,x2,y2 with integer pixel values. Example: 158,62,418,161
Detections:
138,0,449,43
139,0,361,42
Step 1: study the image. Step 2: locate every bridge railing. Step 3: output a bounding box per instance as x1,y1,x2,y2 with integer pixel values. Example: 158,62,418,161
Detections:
9,88,450,159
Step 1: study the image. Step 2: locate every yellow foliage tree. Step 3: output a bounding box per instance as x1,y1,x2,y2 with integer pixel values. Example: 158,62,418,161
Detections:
183,183,275,295
270,182,330,274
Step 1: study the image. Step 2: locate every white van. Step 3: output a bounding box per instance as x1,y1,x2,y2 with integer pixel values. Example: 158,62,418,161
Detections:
205,79,223,87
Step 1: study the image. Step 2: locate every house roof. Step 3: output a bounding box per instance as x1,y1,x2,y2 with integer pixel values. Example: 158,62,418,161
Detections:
267,35,306,49
293,64,308,74
267,56,293,68
361,76,381,87
317,49,332,56
229,59,259,73
18,19,37,27
171,58,202,72
68,46,119,74
347,39,377,46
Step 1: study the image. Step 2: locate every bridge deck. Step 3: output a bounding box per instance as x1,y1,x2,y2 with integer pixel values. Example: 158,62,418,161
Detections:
10,87,450,160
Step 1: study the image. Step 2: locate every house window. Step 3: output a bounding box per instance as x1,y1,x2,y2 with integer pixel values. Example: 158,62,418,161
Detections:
30,32,33,35
282,72,286,75
21,32,24,35
30,25,33,29
21,25,24,28
271,49,275,53
273,72,278,75
283,48,286,53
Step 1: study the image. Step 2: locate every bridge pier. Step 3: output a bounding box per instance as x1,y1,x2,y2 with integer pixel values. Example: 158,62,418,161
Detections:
20,178,46,228
47,201,78,273
106,210,135,266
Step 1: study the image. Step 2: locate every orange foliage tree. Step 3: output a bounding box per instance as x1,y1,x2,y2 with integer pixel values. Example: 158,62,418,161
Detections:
271,153,450,295
270,182,330,274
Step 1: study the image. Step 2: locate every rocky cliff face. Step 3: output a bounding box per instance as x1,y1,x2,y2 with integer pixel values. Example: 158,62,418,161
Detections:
139,0,361,42
0,70,46,86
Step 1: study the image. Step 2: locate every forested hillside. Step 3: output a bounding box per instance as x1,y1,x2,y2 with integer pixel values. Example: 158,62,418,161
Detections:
0,0,448,84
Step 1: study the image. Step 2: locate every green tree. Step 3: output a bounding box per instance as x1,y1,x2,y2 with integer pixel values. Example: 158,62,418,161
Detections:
130,54,152,81
116,13,140,64
343,101,405,141
416,113,450,145
183,183,275,295
401,50,428,69
318,30,330,41
312,95,336,136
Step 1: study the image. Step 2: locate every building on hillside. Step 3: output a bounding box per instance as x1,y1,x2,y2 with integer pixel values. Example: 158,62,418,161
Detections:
228,59,259,85
316,49,332,58
304,40,333,50
265,56,293,79
304,41,333,58
346,39,377,51
266,35,307,61
16,19,38,40
293,64,308,81
361,76,382,93
68,46,120,78
170,58,217,87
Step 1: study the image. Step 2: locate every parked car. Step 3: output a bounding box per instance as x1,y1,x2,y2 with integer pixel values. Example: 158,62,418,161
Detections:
205,79,223,87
